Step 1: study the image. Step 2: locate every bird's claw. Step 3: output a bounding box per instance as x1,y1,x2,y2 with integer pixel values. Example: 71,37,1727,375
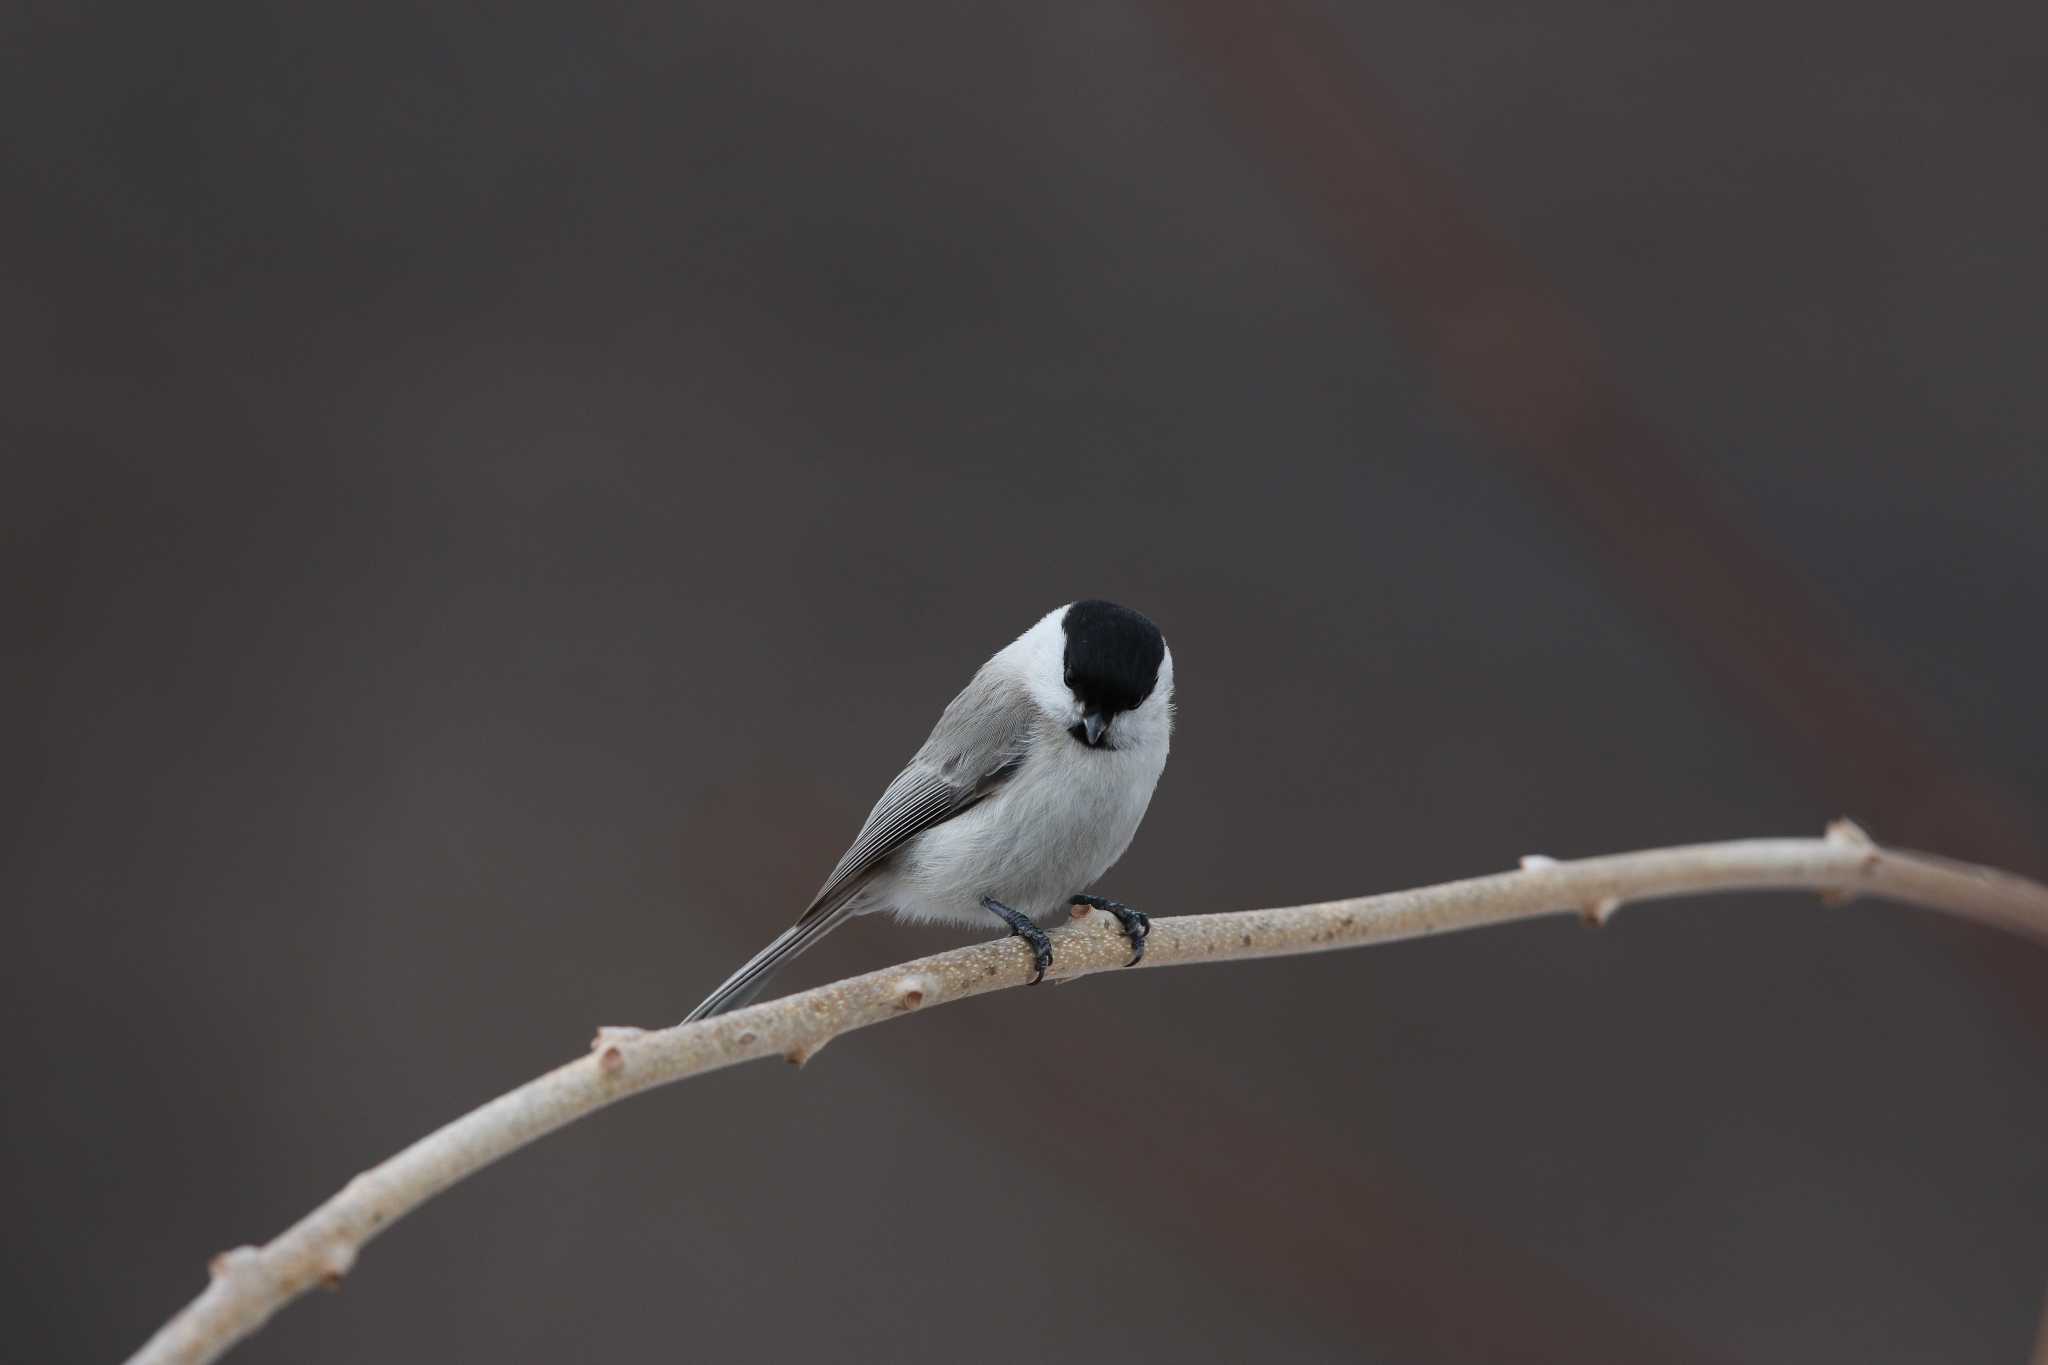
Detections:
982,896,1054,984
1072,895,1149,966
1022,931,1053,984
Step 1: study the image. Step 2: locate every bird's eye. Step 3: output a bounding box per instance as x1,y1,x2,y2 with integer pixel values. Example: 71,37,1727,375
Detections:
1063,667,1074,689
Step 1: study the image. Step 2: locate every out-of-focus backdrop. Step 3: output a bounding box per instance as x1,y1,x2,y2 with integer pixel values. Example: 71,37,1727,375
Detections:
6,3,2045,1361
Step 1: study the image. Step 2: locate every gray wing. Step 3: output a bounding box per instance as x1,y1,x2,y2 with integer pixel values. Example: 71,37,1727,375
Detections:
804,663,1037,921
681,664,1036,1022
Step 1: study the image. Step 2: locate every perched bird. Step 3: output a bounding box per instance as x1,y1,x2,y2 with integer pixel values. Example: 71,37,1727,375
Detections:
686,600,1174,1020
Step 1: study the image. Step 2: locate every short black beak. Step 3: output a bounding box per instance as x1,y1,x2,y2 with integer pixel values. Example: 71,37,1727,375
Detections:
1081,711,1108,747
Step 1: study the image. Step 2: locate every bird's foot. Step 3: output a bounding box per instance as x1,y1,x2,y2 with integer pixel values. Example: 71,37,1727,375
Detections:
1071,895,1149,966
981,896,1054,984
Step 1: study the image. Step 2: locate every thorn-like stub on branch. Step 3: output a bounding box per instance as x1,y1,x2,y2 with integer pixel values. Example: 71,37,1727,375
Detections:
1580,896,1622,927
1520,854,1558,870
209,1246,258,1280
1825,817,1873,848
1822,819,1881,903
785,1038,826,1068
599,1046,625,1075
316,1244,356,1292
895,976,930,1010
590,1026,647,1052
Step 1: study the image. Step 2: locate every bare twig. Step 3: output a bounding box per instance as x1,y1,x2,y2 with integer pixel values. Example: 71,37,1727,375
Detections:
128,826,2048,1365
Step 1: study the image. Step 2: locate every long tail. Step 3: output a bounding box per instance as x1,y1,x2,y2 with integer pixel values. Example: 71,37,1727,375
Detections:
684,900,859,1022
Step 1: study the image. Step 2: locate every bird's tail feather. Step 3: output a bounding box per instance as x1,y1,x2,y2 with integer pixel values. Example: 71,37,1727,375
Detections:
684,900,858,1022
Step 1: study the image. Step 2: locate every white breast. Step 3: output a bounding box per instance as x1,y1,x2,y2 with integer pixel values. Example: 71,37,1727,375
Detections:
876,716,1170,927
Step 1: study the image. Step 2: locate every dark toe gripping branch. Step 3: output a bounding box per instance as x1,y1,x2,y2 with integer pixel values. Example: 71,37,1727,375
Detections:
1071,895,1149,966
980,896,1054,984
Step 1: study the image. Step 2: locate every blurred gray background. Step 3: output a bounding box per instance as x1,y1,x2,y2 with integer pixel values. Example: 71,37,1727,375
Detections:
5,2,2046,1361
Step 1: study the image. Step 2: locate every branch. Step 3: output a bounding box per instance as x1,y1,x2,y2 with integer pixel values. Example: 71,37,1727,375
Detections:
128,825,2048,1365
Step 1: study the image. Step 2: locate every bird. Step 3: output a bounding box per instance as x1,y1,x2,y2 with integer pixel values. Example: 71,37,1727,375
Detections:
685,600,1174,1021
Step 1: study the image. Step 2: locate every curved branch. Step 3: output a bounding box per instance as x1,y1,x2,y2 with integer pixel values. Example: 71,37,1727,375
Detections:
127,826,2048,1365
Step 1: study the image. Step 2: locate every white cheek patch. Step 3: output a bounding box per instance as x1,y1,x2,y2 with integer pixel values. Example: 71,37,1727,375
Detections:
1004,605,1083,720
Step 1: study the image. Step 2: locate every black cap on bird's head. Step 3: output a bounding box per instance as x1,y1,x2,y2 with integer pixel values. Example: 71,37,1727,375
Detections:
1061,600,1166,747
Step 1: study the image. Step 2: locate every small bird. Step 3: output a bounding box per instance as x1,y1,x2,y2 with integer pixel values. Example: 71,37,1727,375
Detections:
686,600,1174,1021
